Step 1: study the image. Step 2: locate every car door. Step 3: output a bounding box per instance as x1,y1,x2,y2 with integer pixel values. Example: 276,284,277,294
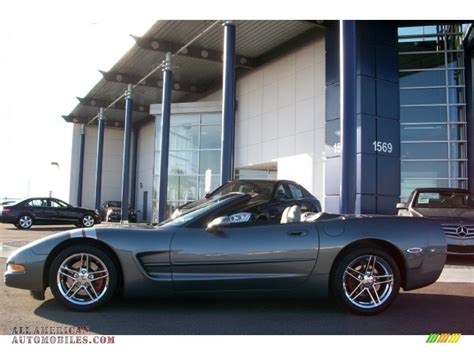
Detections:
170,221,319,292
50,199,78,223
25,198,51,222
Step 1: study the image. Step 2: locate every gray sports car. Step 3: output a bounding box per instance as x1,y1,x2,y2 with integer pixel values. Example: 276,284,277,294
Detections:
4,193,447,315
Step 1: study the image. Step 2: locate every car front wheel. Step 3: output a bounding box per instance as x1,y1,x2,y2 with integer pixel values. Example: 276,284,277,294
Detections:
17,215,33,229
81,214,95,228
332,248,400,315
49,244,117,311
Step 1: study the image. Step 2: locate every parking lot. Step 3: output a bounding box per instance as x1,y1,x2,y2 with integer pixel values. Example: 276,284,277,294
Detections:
0,223,473,335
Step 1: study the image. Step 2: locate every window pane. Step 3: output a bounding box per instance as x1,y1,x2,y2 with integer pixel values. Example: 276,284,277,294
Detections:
200,125,221,149
201,113,221,125
400,70,445,87
170,125,199,150
400,106,447,123
289,184,304,199
447,69,465,86
199,150,221,174
448,87,465,104
398,39,444,52
401,161,449,179
401,143,448,159
168,176,198,202
401,124,447,141
451,142,467,159
169,151,198,175
451,161,467,179
171,114,200,126
449,124,466,141
447,52,464,69
198,175,221,197
400,88,446,105
448,105,466,122
399,53,445,70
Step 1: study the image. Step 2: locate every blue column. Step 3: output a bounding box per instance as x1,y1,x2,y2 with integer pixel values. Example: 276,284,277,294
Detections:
121,84,133,223
77,124,86,207
130,128,139,210
339,20,357,214
220,21,236,184
94,108,105,211
158,52,173,222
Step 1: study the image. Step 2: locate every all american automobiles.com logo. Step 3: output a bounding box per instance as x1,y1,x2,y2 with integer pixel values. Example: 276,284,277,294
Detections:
10,326,115,345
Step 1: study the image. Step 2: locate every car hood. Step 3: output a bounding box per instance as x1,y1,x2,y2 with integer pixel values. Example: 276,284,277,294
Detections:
411,208,474,220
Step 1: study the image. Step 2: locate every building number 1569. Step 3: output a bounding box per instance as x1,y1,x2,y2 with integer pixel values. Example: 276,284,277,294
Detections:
373,141,393,154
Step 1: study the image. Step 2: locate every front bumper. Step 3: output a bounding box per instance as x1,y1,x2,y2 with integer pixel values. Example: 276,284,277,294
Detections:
4,247,46,291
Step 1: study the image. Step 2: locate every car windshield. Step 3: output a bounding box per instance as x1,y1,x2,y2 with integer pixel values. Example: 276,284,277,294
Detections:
108,201,121,208
211,181,274,199
414,191,474,209
159,193,250,227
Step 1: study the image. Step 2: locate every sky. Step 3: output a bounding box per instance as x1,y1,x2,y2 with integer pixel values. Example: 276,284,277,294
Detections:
0,1,158,202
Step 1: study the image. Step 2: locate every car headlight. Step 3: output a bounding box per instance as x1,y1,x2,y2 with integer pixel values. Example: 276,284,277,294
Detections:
7,263,26,273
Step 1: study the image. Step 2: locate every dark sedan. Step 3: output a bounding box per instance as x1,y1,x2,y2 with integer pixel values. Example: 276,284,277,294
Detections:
397,188,474,255
100,201,137,223
171,179,322,223
0,198,101,229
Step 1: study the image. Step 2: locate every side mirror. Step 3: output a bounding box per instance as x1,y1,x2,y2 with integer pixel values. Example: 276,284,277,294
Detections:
206,212,253,232
396,203,407,210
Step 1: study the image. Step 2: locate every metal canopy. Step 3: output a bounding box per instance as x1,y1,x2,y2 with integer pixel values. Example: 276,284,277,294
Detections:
64,20,325,127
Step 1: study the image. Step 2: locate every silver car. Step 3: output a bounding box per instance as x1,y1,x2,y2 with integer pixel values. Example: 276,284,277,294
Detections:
397,188,474,256
5,193,446,315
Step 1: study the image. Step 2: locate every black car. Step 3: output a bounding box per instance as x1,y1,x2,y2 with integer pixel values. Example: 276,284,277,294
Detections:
171,179,322,223
0,198,101,230
99,201,137,223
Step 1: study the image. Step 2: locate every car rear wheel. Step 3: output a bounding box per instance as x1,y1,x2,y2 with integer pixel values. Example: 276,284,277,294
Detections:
81,214,95,228
17,215,33,229
332,248,400,315
49,244,117,311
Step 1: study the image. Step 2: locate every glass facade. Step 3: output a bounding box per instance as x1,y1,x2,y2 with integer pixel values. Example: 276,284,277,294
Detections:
152,113,222,221
398,24,468,201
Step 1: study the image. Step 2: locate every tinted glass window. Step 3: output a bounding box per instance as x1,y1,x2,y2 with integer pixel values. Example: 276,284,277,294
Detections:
414,191,474,208
27,199,47,207
288,184,304,199
50,200,68,208
274,184,289,201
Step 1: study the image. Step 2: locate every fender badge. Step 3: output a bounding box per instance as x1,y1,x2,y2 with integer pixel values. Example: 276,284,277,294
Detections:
406,247,423,254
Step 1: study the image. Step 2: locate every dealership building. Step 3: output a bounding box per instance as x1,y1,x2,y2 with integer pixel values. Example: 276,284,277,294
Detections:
64,20,474,223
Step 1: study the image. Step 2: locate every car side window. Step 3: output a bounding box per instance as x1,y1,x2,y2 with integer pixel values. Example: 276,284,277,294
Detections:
27,199,47,207
288,184,304,199
51,200,67,208
273,184,289,201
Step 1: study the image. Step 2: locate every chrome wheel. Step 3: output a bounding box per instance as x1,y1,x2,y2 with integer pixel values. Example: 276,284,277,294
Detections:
56,253,109,306
342,255,394,309
82,215,95,227
18,215,33,229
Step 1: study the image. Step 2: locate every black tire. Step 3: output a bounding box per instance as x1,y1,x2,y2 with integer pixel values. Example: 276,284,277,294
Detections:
13,223,19,229
331,247,400,315
17,215,33,229
49,244,117,311
80,214,95,228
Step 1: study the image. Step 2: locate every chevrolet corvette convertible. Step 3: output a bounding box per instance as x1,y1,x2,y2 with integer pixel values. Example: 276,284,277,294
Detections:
4,193,446,315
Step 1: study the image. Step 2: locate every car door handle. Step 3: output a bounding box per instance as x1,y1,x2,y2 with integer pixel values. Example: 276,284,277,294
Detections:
287,230,308,237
